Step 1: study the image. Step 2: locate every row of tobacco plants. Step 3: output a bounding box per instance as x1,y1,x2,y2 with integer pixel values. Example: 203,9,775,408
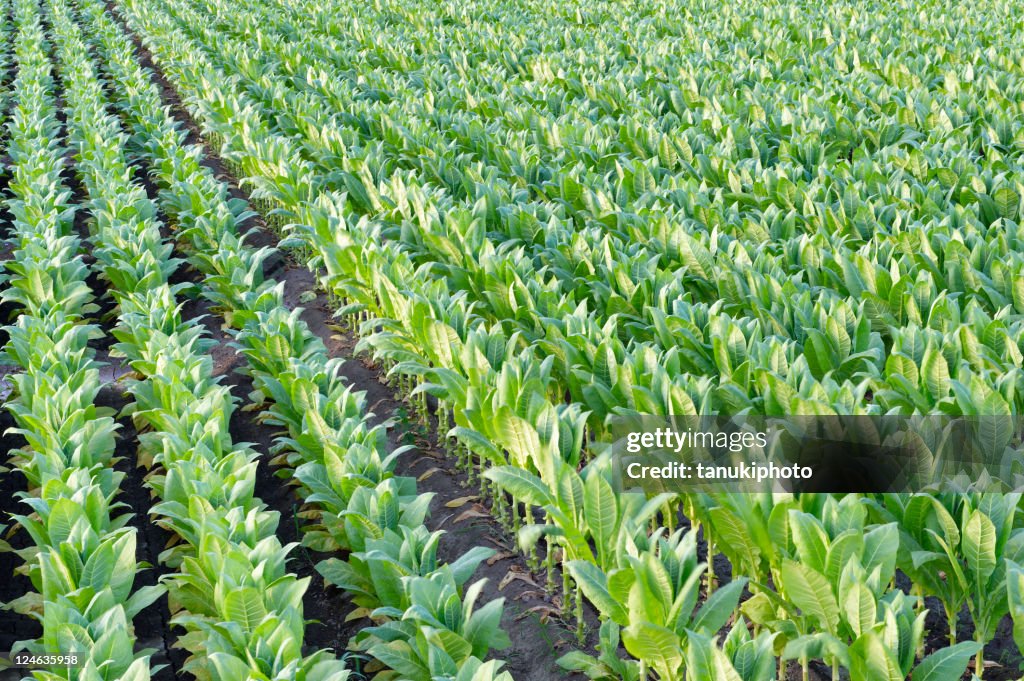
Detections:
0,0,157,675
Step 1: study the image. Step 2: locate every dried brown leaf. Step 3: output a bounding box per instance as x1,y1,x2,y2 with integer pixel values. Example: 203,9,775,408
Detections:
453,508,491,524
486,551,515,566
513,590,546,601
417,467,443,481
445,495,479,508
515,605,560,623
498,567,540,591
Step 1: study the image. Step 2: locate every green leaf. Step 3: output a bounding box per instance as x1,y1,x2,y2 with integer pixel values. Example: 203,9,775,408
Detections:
803,329,835,380
709,507,762,578
567,561,630,626
483,467,554,507
494,410,541,468
622,621,683,679
788,512,828,574
658,136,678,168
46,499,78,545
209,653,251,680
369,640,429,679
862,523,899,583
125,584,165,619
224,588,268,631
921,345,950,400
583,472,617,568
824,531,864,588
739,591,778,628
1008,561,1024,654
81,541,115,593
692,577,747,635
779,560,839,634
678,232,713,280
449,427,505,466
841,582,876,638
993,187,1019,221
686,629,743,681
782,632,850,669
849,631,903,681
962,509,996,591
911,641,982,681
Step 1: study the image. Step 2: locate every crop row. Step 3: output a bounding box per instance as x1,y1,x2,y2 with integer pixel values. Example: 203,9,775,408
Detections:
0,0,11,128
0,0,156,676
110,0,1024,678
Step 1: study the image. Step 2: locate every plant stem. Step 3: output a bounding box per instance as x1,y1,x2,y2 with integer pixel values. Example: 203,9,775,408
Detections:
575,582,585,644
562,565,571,619
495,490,508,530
663,500,675,533
525,506,538,570
511,497,522,533
706,539,716,595
545,534,555,594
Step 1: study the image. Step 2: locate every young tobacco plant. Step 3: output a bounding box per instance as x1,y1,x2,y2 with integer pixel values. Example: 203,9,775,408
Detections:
564,528,749,681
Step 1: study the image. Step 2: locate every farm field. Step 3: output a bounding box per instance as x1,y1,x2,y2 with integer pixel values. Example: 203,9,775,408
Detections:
0,0,1024,679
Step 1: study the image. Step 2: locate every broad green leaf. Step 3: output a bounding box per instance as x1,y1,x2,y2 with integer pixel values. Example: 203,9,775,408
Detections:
567,561,629,626
849,631,903,681
841,582,876,637
483,467,553,507
709,507,762,577
622,622,683,680
779,560,839,634
962,509,996,590
583,472,617,568
224,588,268,631
911,641,982,681
993,187,1019,221
692,577,747,635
